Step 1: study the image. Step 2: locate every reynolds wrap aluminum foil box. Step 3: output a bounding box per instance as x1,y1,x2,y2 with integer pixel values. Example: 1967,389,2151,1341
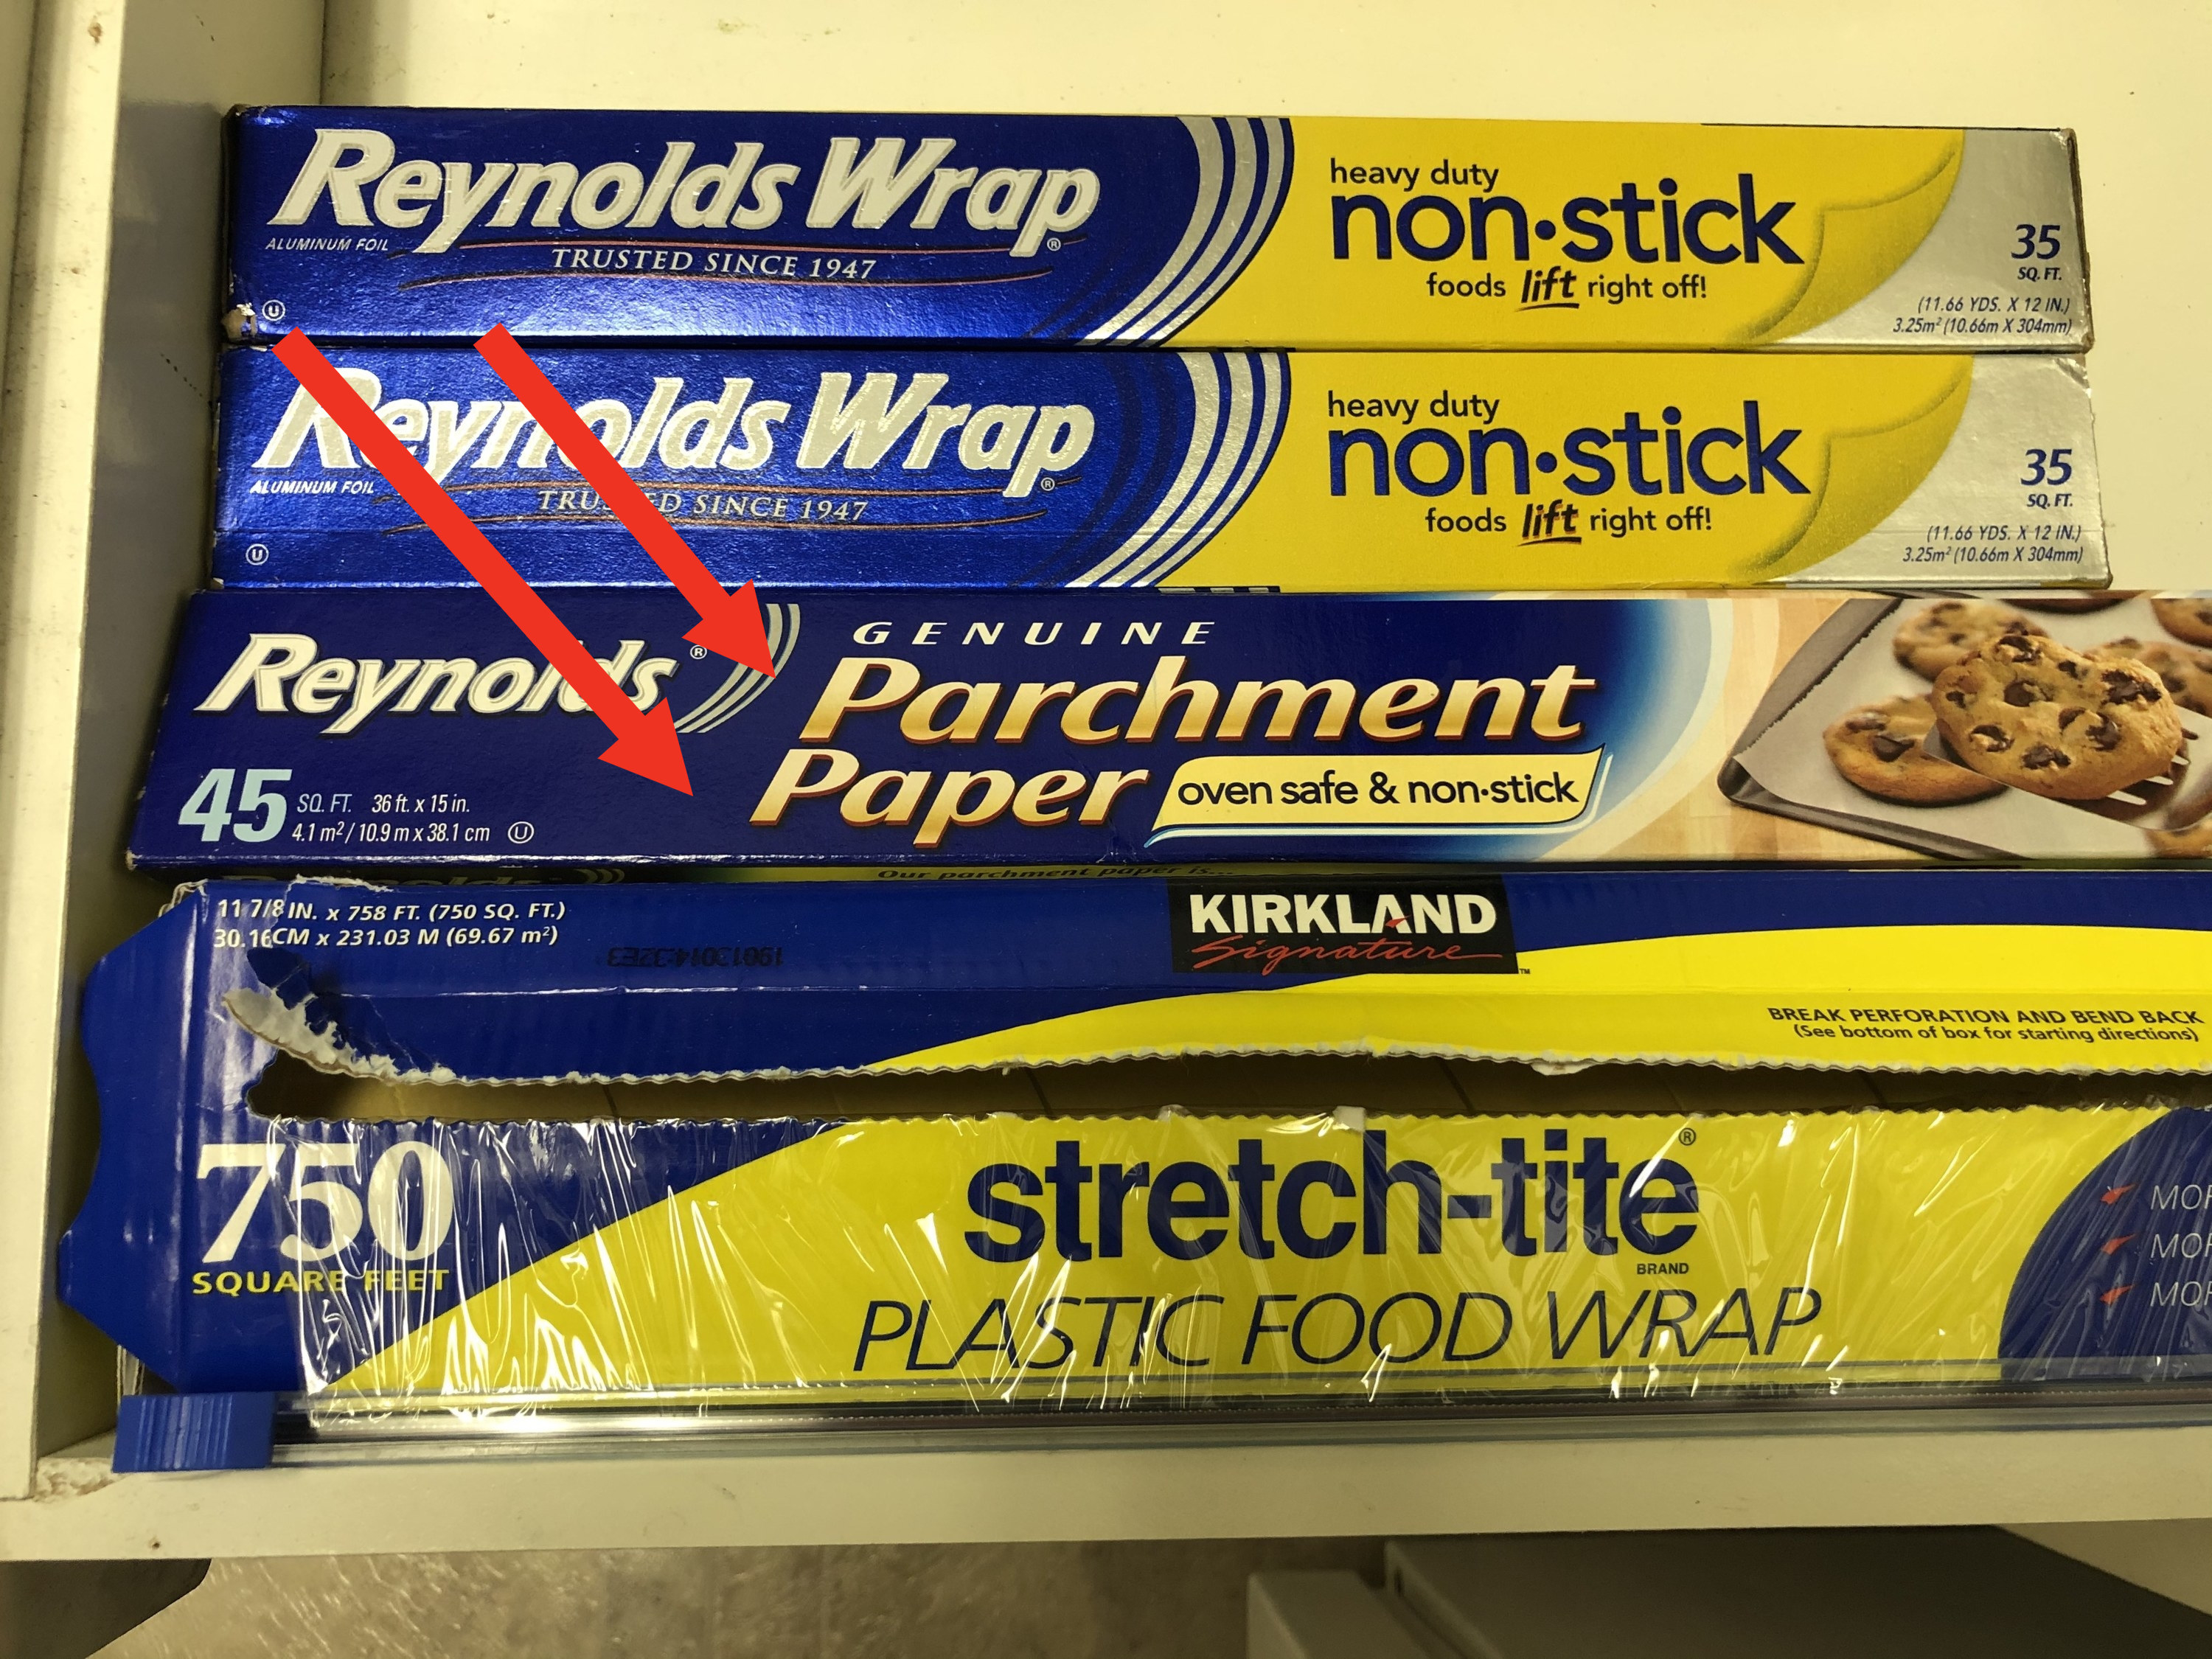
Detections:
228,108,2089,349
215,344,2106,591
126,588,2212,870
55,872,2212,1410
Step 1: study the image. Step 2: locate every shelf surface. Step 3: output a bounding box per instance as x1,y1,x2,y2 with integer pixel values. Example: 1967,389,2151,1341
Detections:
15,1406,2212,1558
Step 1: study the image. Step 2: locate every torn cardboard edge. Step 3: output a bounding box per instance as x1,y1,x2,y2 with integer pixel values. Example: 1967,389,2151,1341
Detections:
163,872,2212,1086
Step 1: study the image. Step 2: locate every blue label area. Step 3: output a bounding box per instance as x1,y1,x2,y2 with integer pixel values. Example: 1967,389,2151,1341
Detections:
128,588,1713,869
229,108,1290,344
217,1115,825,1393
2005,1110,2212,1380
212,344,1285,587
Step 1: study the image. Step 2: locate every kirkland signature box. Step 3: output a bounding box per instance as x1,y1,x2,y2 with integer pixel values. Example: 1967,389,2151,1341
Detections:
227,109,2088,350
214,344,2104,591
128,588,2212,869
56,874,2212,1407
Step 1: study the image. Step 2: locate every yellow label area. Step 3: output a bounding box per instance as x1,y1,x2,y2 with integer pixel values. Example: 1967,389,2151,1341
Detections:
1184,120,1964,349
327,1106,2154,1408
1150,753,1602,835
883,926,2212,1077
1179,351,1975,590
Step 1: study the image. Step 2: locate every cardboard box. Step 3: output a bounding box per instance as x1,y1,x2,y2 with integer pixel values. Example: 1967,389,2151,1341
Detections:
226,110,2089,350
212,344,2105,591
98,871,2212,1078
57,877,2212,1405
128,588,2212,869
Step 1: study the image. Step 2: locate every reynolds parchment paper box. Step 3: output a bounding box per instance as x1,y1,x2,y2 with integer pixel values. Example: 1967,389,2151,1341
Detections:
228,109,2089,350
128,588,2212,869
213,344,2104,591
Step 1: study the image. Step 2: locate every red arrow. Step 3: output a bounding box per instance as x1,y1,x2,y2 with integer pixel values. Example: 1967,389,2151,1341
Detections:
473,324,773,672
271,330,692,794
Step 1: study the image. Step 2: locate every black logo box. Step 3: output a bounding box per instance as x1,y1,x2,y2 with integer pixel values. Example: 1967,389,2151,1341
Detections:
1168,877,1517,975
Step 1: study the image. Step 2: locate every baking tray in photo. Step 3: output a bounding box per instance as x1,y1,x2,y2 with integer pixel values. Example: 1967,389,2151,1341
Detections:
1722,593,2211,860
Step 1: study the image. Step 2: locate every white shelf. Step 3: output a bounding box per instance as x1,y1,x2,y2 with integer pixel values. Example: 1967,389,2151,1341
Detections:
4,0,2211,1559
16,1408,2212,1559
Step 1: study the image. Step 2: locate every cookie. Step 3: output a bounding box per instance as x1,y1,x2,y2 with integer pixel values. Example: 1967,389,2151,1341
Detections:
2093,638,2212,716
1932,632,2184,801
2011,592,2136,613
2152,596,2212,647
2149,818,2212,858
1892,600,2046,679
1822,695,2004,805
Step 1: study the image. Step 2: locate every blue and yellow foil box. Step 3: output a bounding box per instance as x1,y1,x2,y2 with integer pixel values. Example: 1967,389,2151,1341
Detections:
227,109,2087,349
212,344,2104,590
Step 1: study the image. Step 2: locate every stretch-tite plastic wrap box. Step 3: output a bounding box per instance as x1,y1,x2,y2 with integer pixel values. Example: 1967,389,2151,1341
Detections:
58,872,2212,1413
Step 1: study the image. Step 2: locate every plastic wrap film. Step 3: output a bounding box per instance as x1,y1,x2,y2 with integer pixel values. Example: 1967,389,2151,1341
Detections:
55,873,2212,1425
96,1099,2212,1416
224,111,2089,350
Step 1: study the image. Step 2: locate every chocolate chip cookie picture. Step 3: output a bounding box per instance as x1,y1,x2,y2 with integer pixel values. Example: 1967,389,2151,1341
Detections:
1822,695,2004,805
2152,596,2212,647
1893,600,2046,679
2149,818,2212,858
1932,633,2183,801
2093,637,2212,716
2012,592,2136,614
